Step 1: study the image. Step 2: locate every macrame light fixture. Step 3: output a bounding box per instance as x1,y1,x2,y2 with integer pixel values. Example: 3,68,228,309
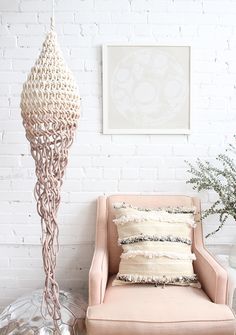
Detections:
20,10,80,330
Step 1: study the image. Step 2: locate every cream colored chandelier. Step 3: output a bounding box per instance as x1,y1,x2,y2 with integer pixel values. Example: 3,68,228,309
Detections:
20,17,80,330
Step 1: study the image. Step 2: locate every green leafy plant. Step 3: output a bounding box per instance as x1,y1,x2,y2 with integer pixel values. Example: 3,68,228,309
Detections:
186,135,236,238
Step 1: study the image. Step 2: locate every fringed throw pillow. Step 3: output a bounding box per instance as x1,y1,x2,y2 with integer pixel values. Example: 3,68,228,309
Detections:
113,202,199,287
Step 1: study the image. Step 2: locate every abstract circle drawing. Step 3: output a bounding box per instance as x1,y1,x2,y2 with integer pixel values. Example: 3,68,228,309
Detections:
110,47,189,129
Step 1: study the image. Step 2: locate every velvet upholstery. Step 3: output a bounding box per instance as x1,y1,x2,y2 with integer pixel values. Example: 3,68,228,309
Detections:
86,195,236,335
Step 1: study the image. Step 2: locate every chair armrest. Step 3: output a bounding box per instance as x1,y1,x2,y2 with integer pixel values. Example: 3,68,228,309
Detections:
89,197,109,306
194,245,228,304
89,248,108,306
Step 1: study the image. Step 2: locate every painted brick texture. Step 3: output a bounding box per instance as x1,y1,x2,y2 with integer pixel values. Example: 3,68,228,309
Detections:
0,0,236,311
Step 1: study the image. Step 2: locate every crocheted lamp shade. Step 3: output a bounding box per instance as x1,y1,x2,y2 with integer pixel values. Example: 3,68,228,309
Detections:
20,26,80,329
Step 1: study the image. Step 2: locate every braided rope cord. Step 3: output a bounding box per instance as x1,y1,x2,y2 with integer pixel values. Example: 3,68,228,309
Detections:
21,27,80,332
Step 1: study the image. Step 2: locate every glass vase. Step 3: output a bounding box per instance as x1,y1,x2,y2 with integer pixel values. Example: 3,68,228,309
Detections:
229,243,236,268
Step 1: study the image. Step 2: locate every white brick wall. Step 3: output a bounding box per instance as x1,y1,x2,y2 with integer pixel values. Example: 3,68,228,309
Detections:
0,0,236,312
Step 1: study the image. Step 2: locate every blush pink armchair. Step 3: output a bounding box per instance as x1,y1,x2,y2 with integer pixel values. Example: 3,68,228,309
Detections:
86,195,236,335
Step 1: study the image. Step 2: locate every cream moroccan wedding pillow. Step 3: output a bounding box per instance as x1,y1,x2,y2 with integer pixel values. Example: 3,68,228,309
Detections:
113,202,198,287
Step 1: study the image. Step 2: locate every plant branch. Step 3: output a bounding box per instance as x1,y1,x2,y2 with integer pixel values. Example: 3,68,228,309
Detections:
185,137,236,238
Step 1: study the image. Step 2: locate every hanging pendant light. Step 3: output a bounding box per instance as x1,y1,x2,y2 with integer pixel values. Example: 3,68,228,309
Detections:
20,11,80,331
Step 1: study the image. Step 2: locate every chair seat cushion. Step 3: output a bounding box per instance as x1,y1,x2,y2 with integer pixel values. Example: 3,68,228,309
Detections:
86,275,236,335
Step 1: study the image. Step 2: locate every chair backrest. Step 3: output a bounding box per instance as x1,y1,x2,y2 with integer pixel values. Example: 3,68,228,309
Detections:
106,194,202,274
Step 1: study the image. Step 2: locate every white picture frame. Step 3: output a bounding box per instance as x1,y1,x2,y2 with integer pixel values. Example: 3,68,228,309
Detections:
102,44,191,135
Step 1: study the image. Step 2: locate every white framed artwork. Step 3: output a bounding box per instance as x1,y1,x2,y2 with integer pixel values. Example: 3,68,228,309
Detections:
102,45,191,134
